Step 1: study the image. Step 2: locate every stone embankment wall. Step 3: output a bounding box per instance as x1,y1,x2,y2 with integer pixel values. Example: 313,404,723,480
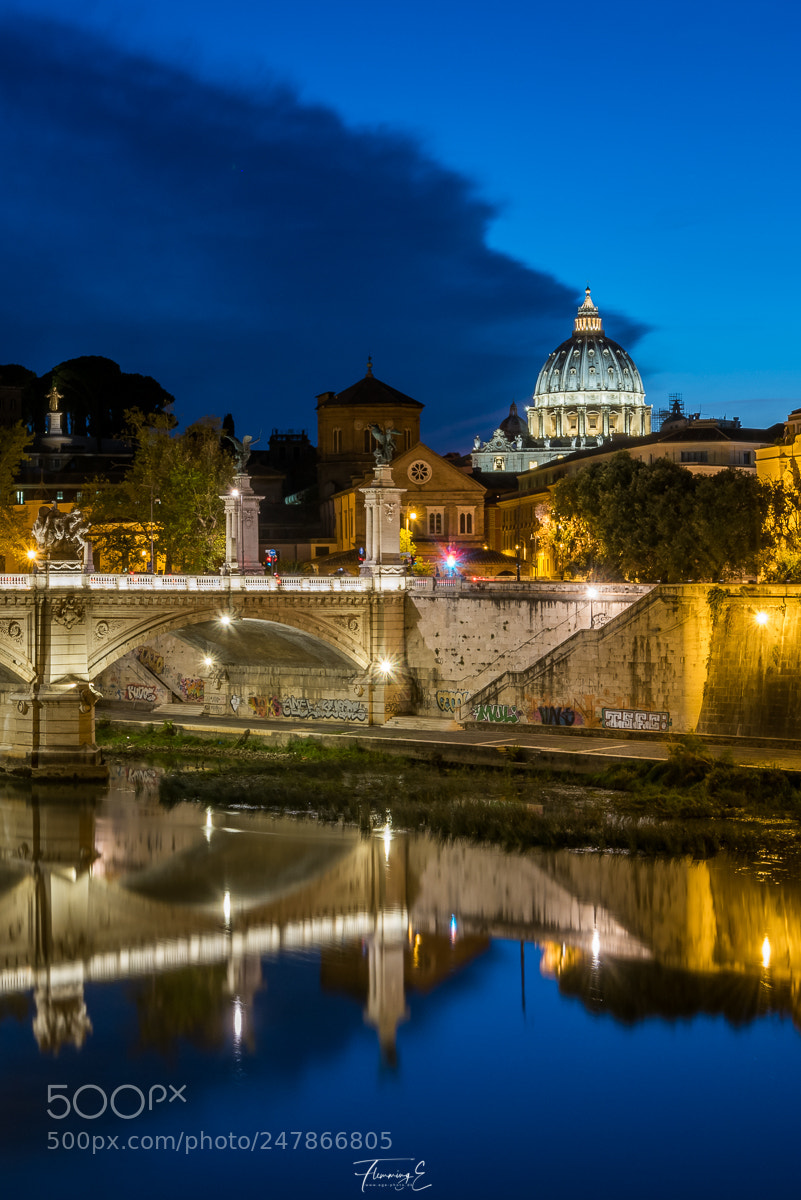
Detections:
466,585,714,733
406,584,648,718
466,584,801,739
697,587,801,739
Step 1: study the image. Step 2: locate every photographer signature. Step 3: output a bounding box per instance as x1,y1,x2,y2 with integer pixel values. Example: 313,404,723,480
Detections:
353,1157,431,1192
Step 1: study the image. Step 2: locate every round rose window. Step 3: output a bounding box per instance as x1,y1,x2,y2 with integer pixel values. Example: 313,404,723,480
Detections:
408,460,431,484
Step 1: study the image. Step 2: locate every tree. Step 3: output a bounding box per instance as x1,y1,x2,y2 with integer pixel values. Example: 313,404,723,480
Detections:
546,452,771,582
87,411,234,573
761,472,801,580
0,423,33,567
23,357,174,440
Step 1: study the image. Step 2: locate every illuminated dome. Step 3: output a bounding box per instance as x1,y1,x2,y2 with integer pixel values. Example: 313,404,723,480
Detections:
534,288,644,397
527,288,650,442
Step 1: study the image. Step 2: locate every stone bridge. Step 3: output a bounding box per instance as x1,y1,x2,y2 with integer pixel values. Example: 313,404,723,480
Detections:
0,571,647,776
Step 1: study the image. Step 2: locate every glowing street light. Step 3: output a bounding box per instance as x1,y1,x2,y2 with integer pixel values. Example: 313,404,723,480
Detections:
755,610,769,626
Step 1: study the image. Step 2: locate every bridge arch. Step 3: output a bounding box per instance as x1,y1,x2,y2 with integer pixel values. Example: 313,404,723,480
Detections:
87,597,373,681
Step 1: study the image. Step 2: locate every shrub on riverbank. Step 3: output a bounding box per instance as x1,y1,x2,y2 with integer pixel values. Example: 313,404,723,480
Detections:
98,722,801,859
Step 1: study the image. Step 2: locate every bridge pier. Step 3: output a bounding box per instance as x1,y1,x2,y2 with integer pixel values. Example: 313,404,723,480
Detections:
7,687,106,780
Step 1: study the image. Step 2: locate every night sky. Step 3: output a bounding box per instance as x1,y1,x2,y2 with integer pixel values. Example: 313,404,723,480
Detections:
0,0,798,451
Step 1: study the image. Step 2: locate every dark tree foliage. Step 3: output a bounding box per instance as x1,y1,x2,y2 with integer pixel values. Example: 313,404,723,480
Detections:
549,452,771,582
23,356,174,440
0,363,37,388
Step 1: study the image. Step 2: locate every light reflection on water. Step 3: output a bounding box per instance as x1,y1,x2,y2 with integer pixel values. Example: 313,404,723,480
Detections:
0,766,799,1199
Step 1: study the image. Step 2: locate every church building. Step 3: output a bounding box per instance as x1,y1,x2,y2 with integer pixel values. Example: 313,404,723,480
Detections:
472,288,651,473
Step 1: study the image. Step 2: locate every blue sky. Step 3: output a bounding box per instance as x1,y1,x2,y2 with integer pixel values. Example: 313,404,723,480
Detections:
0,0,797,450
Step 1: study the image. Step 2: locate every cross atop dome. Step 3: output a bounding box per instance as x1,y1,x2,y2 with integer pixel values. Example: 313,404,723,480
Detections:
574,286,604,335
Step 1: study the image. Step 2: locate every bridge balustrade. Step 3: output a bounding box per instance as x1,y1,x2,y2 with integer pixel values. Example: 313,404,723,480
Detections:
0,573,649,598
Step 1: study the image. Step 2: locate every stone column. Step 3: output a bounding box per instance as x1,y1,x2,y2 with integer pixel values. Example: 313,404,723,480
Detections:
359,465,406,585
222,474,264,574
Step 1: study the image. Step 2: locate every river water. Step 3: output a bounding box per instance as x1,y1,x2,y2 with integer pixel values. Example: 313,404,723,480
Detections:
0,761,799,1200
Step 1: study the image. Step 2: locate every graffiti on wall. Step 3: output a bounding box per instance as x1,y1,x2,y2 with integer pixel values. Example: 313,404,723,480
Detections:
602,707,670,732
125,683,157,703
179,677,205,702
245,695,368,722
282,695,367,722
471,703,523,724
136,645,165,675
436,689,471,714
248,695,282,719
532,705,585,727
384,693,411,717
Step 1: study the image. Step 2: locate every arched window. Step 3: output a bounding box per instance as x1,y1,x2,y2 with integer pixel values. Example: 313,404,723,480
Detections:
459,512,473,534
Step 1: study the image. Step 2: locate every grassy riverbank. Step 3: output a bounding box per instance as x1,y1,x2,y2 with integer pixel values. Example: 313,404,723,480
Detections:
97,721,801,860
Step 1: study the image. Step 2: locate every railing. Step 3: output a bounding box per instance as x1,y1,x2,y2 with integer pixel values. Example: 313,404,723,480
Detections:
0,572,654,597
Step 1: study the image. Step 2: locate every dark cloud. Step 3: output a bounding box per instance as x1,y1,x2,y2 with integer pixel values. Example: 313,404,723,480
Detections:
0,15,648,448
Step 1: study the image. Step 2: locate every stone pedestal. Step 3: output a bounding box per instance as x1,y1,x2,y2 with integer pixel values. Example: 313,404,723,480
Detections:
359,465,406,587
223,473,264,574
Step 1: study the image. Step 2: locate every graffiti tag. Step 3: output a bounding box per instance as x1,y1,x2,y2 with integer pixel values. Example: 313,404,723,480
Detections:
471,703,523,724
436,688,471,714
179,677,205,702
248,695,282,719
136,645,165,675
125,684,157,703
602,707,670,732
534,705,584,727
281,695,368,722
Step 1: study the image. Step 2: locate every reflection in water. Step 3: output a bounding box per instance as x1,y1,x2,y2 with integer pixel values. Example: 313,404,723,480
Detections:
0,776,800,1063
